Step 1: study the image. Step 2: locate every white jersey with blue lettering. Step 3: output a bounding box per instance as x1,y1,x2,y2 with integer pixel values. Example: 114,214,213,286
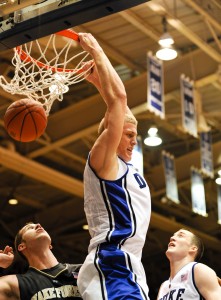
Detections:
157,262,204,300
77,156,151,300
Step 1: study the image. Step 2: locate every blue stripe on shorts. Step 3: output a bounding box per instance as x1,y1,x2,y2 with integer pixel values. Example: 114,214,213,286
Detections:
95,243,147,300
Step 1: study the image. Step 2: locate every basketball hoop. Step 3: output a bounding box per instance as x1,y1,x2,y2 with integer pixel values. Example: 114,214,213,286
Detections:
0,29,93,115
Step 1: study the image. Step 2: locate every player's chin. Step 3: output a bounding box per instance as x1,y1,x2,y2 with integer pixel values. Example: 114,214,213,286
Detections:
166,247,176,254
126,150,133,159
125,154,132,162
119,152,130,162
166,247,173,253
165,248,173,258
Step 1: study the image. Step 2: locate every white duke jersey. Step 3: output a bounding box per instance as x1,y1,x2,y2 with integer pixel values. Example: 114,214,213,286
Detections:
77,156,151,300
157,262,204,300
83,156,151,257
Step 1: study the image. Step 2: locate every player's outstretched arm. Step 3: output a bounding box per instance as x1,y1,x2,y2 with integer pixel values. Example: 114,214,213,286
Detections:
194,263,221,299
78,32,127,177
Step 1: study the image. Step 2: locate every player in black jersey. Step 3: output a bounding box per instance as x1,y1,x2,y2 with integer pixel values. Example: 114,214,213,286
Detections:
0,222,82,300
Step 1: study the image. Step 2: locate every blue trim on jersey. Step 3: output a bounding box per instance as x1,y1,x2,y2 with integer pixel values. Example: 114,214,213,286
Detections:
94,243,147,300
120,177,137,246
100,176,136,244
100,180,114,242
192,263,204,300
87,154,129,181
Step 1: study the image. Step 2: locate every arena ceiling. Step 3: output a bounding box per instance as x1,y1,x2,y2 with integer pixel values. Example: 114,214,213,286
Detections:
0,0,221,297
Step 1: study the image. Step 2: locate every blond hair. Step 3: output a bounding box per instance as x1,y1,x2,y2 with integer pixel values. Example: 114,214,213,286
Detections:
98,113,137,135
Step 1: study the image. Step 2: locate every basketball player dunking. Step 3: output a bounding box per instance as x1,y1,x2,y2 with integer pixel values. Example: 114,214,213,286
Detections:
77,33,151,300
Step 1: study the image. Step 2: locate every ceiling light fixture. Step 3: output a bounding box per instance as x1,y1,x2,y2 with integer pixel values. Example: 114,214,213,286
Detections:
82,224,89,230
215,169,221,185
7,174,22,206
144,126,162,147
8,196,18,205
156,17,178,61
156,46,178,61
215,177,221,185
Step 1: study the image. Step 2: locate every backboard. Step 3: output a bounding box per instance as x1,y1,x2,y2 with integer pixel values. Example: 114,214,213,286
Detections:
0,0,150,51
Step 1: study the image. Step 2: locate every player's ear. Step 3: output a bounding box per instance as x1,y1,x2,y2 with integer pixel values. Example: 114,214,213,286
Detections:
189,245,197,256
18,242,26,252
49,244,53,250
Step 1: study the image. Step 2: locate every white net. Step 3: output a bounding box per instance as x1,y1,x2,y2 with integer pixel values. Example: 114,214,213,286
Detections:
0,30,93,115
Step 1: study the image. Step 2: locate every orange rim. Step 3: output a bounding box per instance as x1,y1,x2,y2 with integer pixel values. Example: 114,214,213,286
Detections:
15,29,81,73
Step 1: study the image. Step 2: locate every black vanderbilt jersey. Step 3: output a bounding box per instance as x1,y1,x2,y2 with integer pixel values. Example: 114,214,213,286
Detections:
16,263,82,300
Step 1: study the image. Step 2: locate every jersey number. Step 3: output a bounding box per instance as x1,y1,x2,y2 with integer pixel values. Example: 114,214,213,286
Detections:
134,173,146,189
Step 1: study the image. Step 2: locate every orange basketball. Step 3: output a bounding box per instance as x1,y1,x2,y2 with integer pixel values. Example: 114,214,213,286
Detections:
4,98,47,142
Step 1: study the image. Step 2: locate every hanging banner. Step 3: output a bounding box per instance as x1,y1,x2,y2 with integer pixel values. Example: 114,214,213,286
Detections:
180,74,198,137
217,185,221,224
191,167,207,216
130,136,143,176
200,131,214,178
147,52,165,119
162,150,179,204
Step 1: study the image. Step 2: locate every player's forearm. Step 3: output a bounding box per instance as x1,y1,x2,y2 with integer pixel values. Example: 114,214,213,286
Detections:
79,32,127,108
91,49,127,107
